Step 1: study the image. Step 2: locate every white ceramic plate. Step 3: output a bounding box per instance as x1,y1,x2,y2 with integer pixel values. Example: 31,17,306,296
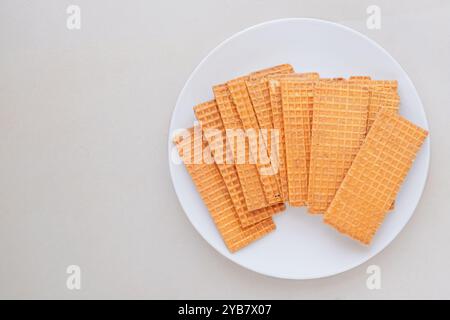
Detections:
168,18,430,279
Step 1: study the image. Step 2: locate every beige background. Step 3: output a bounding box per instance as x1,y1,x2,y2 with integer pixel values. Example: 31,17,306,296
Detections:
0,0,449,299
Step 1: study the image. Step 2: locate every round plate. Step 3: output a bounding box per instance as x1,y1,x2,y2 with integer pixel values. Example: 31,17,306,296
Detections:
168,18,430,279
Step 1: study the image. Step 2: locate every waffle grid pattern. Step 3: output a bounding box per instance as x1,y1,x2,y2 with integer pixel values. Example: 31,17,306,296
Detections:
308,82,369,213
269,73,320,82
280,79,317,206
249,64,294,78
213,83,269,211
367,86,401,211
194,100,285,227
267,73,320,202
173,128,276,252
246,78,275,132
367,88,400,131
349,76,372,81
280,76,320,166
268,78,289,201
324,112,428,244
349,78,399,210
227,78,282,205
172,64,429,249
349,78,398,90
246,77,284,201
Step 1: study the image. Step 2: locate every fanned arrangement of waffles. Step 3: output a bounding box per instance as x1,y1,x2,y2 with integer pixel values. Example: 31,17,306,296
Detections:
173,127,276,252
194,100,285,228
173,64,428,252
227,77,283,205
213,83,269,212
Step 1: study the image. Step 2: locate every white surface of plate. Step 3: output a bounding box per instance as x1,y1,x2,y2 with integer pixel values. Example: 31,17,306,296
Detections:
168,18,430,279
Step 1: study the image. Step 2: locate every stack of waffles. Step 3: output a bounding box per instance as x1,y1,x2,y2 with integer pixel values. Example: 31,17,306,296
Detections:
173,64,428,252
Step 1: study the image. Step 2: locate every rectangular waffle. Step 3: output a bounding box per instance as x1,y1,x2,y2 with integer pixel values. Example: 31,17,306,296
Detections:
308,81,369,213
280,77,319,206
267,73,320,202
324,112,428,244
268,79,288,201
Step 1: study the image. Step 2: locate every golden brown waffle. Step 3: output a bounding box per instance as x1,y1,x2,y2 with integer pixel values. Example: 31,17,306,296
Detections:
249,64,294,78
210,65,293,209
245,71,303,132
367,87,400,132
324,112,428,244
267,73,320,202
227,77,283,205
319,77,346,82
245,68,295,202
213,83,269,211
173,128,276,252
246,78,282,200
370,87,400,212
246,77,276,130
308,82,370,213
349,78,400,211
268,73,320,82
268,79,289,201
194,100,285,227
348,77,398,131
349,78,398,90
280,74,320,167
349,76,372,81
280,78,318,206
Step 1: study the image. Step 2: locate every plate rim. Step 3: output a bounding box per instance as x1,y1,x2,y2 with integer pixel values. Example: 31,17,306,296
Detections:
167,17,431,280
